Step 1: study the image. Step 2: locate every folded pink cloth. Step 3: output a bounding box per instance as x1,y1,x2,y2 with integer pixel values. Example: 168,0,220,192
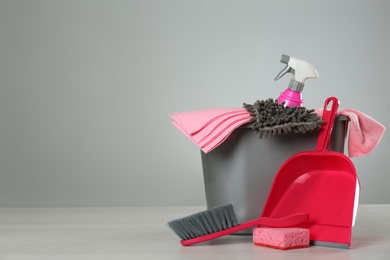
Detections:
315,108,386,158
190,111,250,144
201,116,251,153
170,108,248,135
198,114,252,148
170,108,252,153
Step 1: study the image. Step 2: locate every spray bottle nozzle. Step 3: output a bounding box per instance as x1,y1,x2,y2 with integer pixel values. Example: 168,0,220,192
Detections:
274,63,294,81
274,54,319,92
280,54,290,64
274,54,319,107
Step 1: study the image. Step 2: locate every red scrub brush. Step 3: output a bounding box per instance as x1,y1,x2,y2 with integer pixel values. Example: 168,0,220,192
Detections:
168,204,308,246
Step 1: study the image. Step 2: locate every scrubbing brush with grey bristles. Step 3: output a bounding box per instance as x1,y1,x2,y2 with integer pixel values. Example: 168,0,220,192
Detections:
168,203,308,246
243,98,324,139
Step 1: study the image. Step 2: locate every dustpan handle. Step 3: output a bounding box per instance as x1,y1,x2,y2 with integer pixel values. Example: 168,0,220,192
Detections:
316,97,339,151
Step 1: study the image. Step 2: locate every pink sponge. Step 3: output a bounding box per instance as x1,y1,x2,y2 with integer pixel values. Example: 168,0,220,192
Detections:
253,227,310,250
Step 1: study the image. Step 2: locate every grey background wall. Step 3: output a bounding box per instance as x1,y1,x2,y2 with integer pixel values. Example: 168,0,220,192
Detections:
0,0,389,206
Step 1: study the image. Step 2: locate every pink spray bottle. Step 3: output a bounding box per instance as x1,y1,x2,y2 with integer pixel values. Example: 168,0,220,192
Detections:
274,54,319,107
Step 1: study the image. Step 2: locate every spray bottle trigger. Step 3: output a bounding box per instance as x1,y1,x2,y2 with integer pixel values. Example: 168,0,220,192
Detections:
274,64,294,81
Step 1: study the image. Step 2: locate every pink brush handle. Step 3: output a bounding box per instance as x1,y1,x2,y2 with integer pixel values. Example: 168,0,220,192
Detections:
316,97,339,151
180,213,309,246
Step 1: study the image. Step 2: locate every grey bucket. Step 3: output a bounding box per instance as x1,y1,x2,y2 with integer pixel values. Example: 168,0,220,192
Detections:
201,116,349,234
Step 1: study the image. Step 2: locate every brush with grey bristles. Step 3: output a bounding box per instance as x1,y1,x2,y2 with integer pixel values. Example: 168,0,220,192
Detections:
168,203,309,246
243,98,324,139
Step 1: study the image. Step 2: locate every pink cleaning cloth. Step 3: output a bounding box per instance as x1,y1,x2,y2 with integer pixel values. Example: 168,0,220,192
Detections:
170,107,252,153
198,113,252,147
172,120,200,147
315,108,386,158
201,116,251,153
169,108,248,135
171,116,251,153
186,111,250,144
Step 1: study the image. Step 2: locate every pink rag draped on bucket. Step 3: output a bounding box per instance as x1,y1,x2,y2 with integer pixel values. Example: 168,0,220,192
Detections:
170,108,252,153
315,108,386,158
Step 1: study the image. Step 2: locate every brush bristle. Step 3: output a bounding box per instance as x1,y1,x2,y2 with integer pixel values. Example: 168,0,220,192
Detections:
168,204,238,240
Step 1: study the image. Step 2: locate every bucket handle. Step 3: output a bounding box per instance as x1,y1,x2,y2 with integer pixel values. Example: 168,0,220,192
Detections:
316,97,339,151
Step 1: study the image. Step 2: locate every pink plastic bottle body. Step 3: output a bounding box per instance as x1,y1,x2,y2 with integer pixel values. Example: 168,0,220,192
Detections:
277,89,303,107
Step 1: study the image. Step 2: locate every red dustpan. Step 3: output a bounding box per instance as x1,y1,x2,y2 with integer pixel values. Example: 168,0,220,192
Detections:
261,97,360,249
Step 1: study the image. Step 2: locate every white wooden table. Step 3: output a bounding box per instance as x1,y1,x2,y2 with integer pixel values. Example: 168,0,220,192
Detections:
0,205,389,259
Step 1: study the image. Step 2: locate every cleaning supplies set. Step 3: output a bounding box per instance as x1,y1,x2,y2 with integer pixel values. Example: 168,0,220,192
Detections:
168,54,386,249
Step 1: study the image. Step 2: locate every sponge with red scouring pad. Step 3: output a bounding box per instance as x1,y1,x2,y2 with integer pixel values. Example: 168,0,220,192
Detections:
253,227,310,250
